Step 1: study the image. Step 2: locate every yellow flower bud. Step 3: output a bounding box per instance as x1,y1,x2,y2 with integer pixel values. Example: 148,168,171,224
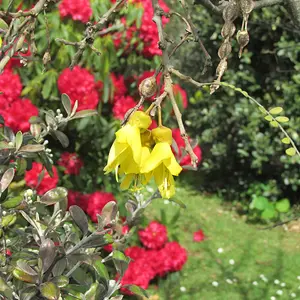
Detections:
152,126,173,145
128,111,152,129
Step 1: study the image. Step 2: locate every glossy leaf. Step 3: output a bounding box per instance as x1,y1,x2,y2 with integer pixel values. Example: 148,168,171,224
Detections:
69,205,88,236
1,214,17,228
15,131,23,151
39,239,56,273
61,94,72,115
40,282,60,300
51,276,69,288
275,116,289,123
40,187,68,205
84,282,100,300
93,259,109,280
19,144,45,153
281,137,291,144
13,269,37,284
2,195,23,209
0,168,15,193
270,121,278,128
269,107,283,114
101,201,118,225
71,110,98,120
286,147,296,156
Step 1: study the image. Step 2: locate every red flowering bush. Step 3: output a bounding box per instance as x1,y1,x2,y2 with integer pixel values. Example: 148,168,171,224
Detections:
25,162,59,195
112,95,137,120
120,221,187,293
59,0,92,23
172,128,202,167
111,73,128,102
67,190,87,209
58,152,84,175
138,221,168,249
57,66,100,111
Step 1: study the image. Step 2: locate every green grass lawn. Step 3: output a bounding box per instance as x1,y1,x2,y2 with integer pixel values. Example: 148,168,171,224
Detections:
145,186,300,300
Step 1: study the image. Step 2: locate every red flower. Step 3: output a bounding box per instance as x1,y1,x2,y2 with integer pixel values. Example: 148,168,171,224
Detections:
120,258,155,295
59,0,92,23
86,191,117,222
0,69,22,109
58,152,84,175
58,66,99,111
138,221,168,250
161,242,187,272
112,95,136,120
0,98,38,132
193,229,205,242
171,128,202,167
125,246,146,261
111,73,128,102
5,249,12,256
25,162,59,195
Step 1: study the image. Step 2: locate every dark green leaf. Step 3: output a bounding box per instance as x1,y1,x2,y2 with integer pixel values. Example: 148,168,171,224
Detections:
19,144,45,153
2,195,23,209
19,286,38,300
39,239,56,273
69,205,88,236
93,259,109,280
53,130,69,148
15,131,23,151
51,276,69,288
125,285,148,298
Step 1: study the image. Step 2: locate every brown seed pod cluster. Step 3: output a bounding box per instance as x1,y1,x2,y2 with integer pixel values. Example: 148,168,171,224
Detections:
211,0,255,94
139,76,157,98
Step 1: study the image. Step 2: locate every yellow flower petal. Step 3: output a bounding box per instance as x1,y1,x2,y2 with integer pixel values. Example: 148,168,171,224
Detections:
164,155,182,176
154,165,175,199
103,141,130,173
120,174,135,190
140,142,172,173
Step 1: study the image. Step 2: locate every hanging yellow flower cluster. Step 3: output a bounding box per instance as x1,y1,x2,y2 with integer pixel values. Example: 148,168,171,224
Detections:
104,111,182,199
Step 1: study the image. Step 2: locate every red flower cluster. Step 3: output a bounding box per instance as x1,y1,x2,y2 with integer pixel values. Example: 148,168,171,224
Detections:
25,162,59,195
58,152,84,175
59,0,92,23
112,0,169,57
58,66,100,111
67,190,117,223
172,128,202,167
0,68,38,132
138,221,168,249
121,221,187,294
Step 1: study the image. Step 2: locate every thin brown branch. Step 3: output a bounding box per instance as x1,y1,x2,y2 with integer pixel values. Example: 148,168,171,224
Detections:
57,0,126,69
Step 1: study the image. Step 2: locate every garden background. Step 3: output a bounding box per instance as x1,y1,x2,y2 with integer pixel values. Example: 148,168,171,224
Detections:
0,0,300,299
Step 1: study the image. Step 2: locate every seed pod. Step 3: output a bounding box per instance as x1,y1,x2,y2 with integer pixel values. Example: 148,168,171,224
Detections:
240,0,255,15
15,35,26,52
237,30,250,58
216,59,228,79
218,41,232,59
223,2,239,22
43,51,51,65
139,76,157,98
221,22,236,38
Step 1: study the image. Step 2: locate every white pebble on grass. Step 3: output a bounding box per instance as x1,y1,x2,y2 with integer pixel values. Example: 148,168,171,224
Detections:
270,297,276,300
252,281,258,286
217,248,224,253
276,290,283,296
280,283,286,287
274,279,280,285
180,287,186,292
229,259,235,265
226,279,233,284
212,281,219,287
297,276,300,280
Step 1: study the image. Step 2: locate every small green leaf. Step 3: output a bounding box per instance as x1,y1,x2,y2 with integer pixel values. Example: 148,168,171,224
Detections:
275,116,289,123
250,196,268,211
69,205,89,236
270,121,278,127
269,107,283,114
53,130,69,148
19,144,45,153
286,147,296,156
125,285,148,298
0,18,8,30
13,269,37,283
40,282,60,300
275,199,290,213
93,259,109,280
39,239,56,273
264,115,272,122
0,168,15,193
281,137,291,144
71,110,98,120
51,276,69,288
2,196,23,209
40,187,68,206
61,94,72,115
15,131,23,151
84,282,101,300
1,214,17,228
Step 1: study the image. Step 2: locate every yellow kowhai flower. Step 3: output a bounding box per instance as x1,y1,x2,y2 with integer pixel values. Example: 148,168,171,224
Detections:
140,126,182,199
119,130,154,190
103,111,152,174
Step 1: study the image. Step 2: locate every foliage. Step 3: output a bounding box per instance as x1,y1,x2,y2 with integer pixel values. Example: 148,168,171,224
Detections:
176,5,300,202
